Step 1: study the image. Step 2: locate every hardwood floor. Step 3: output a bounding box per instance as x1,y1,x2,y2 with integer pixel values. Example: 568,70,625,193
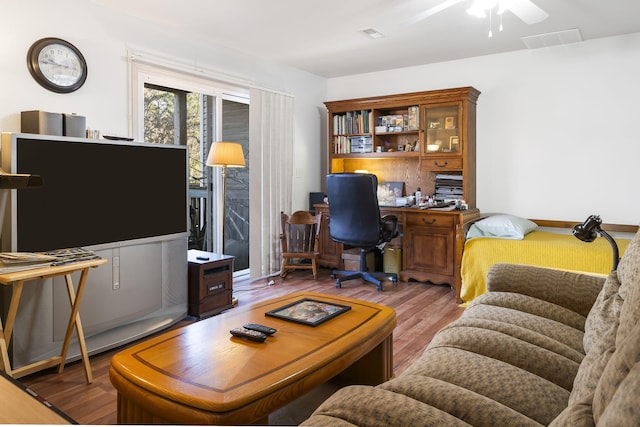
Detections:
19,269,464,425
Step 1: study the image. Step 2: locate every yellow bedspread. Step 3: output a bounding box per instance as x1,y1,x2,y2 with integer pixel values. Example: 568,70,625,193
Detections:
460,230,631,304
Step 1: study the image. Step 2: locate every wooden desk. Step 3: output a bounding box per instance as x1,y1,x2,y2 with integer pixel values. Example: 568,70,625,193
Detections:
315,204,480,302
0,258,106,383
110,291,396,425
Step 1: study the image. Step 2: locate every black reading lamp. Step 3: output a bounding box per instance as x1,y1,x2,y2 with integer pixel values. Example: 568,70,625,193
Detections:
572,214,619,272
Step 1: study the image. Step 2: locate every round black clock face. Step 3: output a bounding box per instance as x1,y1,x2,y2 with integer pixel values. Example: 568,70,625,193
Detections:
27,38,88,93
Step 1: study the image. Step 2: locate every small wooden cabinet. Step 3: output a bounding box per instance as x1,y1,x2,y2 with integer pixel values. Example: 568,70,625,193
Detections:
401,209,480,302
187,250,234,318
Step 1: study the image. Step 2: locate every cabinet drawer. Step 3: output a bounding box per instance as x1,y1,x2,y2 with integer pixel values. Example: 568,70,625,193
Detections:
406,213,454,227
197,290,232,314
423,157,462,170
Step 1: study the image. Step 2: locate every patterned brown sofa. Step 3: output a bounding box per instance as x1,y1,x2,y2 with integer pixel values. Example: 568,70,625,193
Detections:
301,230,640,426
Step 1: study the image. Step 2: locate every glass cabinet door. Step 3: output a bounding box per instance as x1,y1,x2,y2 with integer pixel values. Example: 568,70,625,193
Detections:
423,104,461,155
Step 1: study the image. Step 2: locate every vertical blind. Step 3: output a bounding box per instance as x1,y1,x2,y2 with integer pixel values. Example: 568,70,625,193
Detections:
249,88,295,278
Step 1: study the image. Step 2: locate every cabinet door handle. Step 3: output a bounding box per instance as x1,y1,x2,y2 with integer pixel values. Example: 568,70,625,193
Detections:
421,218,437,225
434,161,449,167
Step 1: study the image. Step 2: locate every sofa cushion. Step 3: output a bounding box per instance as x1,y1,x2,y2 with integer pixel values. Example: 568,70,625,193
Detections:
437,318,584,364
548,401,595,427
616,229,640,347
569,324,617,406
301,385,472,427
485,264,605,318
379,375,542,426
592,320,640,425
464,299,585,353
583,271,622,353
564,271,622,411
400,347,569,425
428,322,581,390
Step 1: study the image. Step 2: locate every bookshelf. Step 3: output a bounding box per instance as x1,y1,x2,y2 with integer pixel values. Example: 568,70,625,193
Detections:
325,87,479,207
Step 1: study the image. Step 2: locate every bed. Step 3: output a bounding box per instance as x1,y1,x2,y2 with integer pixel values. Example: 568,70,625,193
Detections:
460,215,636,304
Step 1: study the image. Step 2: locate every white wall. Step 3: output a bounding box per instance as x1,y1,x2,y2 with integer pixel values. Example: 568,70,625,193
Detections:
327,33,640,226
3,0,638,225
0,0,326,212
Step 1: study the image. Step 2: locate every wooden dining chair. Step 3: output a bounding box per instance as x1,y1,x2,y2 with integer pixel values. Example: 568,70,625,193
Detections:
280,211,322,279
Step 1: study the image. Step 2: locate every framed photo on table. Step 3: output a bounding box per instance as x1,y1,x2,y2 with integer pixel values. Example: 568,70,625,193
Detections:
266,298,351,326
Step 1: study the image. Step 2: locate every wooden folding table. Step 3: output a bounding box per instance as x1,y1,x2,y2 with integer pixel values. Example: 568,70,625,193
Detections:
0,258,106,383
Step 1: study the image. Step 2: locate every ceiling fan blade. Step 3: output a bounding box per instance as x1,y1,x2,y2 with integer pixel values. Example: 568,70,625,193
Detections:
508,0,549,24
404,0,465,26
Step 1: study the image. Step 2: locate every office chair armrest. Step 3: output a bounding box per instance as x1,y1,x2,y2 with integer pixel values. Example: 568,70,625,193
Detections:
380,215,399,241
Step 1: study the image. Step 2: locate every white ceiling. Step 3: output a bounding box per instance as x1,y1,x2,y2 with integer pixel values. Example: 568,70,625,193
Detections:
93,0,640,78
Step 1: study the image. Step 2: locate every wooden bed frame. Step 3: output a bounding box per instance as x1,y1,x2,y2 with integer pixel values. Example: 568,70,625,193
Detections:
528,219,638,234
462,216,638,236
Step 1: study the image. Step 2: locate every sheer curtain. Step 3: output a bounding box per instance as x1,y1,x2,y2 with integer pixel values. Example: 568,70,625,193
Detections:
249,88,294,278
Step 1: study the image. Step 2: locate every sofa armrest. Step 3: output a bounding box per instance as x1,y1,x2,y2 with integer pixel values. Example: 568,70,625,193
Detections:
486,263,606,317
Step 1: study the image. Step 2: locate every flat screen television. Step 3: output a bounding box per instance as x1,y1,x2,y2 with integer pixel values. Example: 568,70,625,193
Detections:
1,133,188,252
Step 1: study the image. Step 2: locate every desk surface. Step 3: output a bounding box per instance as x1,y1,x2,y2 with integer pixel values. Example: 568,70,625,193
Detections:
0,257,107,284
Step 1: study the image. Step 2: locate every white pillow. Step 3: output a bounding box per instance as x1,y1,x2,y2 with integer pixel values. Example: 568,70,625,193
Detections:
466,214,538,240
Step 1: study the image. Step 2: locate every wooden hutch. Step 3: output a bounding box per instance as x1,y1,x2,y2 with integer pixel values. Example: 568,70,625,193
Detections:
317,86,481,302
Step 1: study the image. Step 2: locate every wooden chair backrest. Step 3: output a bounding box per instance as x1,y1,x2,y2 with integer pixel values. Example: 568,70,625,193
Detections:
280,211,322,255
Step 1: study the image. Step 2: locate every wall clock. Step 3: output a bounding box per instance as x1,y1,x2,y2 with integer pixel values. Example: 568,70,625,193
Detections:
27,37,87,94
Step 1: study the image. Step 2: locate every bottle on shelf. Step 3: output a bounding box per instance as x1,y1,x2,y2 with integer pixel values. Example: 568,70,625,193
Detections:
415,187,422,205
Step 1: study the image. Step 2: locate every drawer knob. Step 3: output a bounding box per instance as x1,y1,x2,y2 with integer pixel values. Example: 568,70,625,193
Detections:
422,218,437,225
434,161,449,167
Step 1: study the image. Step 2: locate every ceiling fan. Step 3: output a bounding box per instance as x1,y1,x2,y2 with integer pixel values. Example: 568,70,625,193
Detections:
407,0,549,26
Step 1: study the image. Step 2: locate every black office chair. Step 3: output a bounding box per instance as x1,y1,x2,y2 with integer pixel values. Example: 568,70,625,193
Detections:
326,173,399,291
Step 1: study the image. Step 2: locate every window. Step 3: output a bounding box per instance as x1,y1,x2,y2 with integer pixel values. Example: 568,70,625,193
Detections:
131,62,250,274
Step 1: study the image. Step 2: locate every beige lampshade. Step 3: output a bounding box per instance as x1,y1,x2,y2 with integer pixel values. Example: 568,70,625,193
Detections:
206,142,246,168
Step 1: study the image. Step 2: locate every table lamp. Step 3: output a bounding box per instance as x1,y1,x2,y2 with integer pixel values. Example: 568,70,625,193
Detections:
205,142,245,252
572,214,619,272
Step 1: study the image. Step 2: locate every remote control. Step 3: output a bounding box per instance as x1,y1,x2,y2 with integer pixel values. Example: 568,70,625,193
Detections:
230,327,267,343
243,323,277,335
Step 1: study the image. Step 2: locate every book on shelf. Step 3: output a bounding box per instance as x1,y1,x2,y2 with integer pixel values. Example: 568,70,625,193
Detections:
407,106,419,131
0,248,100,273
333,110,371,135
334,135,350,154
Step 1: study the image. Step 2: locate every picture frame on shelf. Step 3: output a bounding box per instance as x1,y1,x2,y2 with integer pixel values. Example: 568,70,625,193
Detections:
449,136,459,150
445,116,456,129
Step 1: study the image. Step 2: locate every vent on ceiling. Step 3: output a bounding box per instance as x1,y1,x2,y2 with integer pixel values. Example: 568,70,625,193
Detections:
521,28,583,49
361,28,385,39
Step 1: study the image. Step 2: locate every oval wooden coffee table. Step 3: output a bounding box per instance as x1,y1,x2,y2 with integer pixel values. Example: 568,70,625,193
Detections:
109,291,396,425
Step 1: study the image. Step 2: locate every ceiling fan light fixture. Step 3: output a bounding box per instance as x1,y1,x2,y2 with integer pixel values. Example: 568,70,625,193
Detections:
467,0,513,18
